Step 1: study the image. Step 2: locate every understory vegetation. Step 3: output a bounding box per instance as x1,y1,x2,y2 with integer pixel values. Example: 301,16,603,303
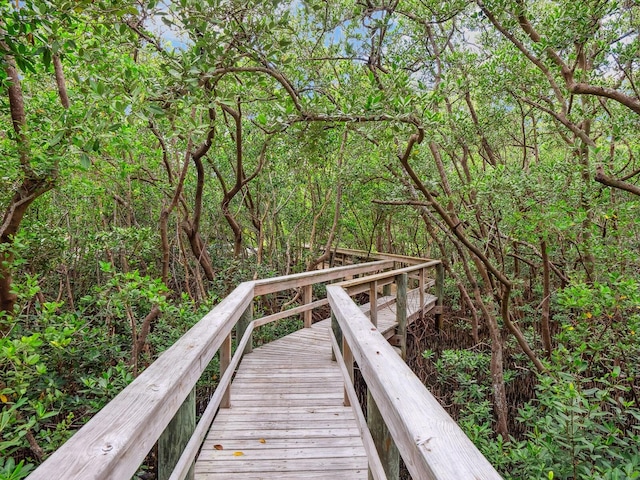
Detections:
2,0,640,478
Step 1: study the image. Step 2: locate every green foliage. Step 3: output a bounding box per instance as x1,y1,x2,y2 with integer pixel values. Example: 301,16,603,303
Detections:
0,266,206,467
424,347,496,447
0,457,34,480
441,277,640,479
512,372,640,479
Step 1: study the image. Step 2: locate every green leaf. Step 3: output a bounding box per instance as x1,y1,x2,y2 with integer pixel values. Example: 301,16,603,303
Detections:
147,104,165,116
42,48,51,70
80,153,91,169
48,131,65,148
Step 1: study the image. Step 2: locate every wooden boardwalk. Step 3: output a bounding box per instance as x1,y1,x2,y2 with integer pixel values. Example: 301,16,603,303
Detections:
27,252,503,480
196,320,367,479
195,291,436,479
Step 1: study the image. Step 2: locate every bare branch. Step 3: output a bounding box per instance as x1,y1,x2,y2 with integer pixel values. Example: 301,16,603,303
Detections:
595,165,640,196
372,199,431,206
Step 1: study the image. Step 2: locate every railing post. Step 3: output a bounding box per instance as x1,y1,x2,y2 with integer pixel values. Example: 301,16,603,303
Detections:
435,262,444,331
158,389,195,480
342,336,353,407
396,273,407,360
419,267,425,314
369,280,378,327
236,301,253,355
367,392,400,480
220,333,232,408
303,284,313,328
331,311,342,362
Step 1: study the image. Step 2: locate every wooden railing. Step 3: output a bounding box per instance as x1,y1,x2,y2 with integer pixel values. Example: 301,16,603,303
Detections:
328,273,503,479
326,246,432,267
26,252,499,480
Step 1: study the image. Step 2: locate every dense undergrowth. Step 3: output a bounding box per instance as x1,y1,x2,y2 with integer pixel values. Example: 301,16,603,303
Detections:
407,277,640,480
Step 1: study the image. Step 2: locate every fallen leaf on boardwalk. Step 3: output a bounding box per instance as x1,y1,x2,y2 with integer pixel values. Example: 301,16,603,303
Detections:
233,451,245,456
213,445,223,450
259,438,266,444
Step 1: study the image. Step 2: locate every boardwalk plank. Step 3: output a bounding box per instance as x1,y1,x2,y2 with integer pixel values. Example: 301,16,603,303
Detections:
195,286,432,479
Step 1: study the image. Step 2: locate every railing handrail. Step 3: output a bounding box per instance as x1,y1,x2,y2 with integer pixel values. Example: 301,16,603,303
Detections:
327,283,503,480
26,260,397,480
253,259,394,295
335,259,441,289
328,246,433,265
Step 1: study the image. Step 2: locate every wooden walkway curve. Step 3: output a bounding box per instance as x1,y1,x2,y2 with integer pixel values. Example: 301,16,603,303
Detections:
196,319,367,479
26,248,503,480
195,289,436,479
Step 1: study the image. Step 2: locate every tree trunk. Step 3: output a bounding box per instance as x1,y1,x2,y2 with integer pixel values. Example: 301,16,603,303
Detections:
308,128,347,270
0,54,57,319
181,220,216,282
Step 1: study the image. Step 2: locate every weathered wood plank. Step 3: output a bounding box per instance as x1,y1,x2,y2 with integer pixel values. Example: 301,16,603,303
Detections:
207,405,349,413
396,273,407,361
435,262,445,330
196,311,368,480
210,411,357,423
205,419,359,430
346,277,393,296
329,328,387,480
303,284,313,327
159,389,195,480
326,246,435,266
195,470,366,480
227,398,347,407
253,298,329,327
368,390,399,480
198,446,367,460
230,392,344,400
201,436,364,449
203,427,363,439
236,302,254,355
337,260,440,290
369,281,378,327
220,334,232,409
230,386,343,395
195,457,366,472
